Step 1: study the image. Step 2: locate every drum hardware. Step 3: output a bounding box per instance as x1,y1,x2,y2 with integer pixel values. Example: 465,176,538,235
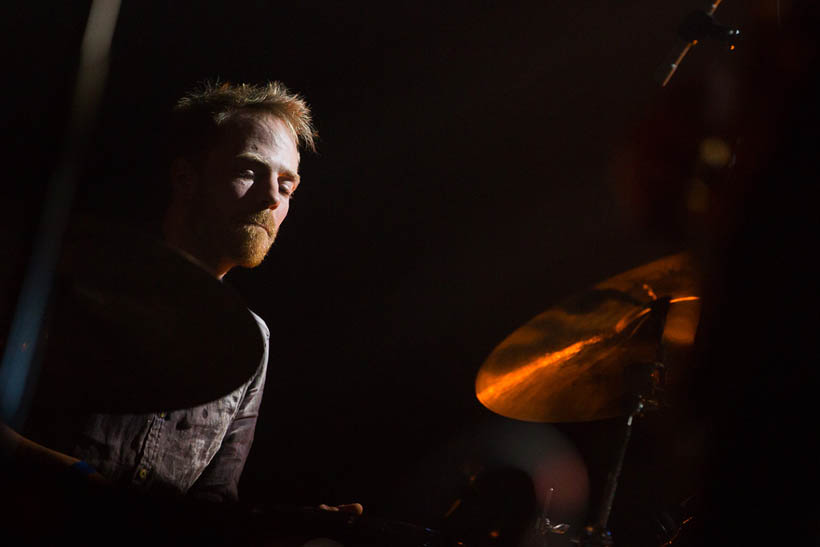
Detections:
654,494,697,547
476,253,698,424
573,298,671,547
535,487,570,546
440,465,538,546
476,255,700,547
30,215,265,414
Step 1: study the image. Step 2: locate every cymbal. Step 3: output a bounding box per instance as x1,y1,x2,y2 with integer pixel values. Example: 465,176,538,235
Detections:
475,253,700,423
32,216,265,414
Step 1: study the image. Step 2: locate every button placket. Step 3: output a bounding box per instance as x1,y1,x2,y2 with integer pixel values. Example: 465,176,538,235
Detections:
133,414,165,485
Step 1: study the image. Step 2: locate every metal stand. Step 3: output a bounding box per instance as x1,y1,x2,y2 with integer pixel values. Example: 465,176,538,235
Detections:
572,297,672,547
536,487,570,546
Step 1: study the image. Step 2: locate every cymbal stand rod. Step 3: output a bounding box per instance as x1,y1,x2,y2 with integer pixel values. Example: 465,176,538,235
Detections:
596,398,643,531
574,297,672,546
572,398,643,547
598,296,671,531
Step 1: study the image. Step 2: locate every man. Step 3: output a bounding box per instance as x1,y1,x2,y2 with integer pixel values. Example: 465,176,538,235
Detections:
0,81,364,547
36,81,313,504
9,81,361,514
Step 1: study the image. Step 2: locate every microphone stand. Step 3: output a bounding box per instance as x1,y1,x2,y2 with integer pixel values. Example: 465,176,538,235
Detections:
656,1,740,87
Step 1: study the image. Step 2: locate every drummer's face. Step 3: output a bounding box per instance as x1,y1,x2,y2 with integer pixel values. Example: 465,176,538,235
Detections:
191,111,300,275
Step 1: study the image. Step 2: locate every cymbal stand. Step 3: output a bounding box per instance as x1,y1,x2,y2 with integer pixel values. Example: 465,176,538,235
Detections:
573,297,671,547
536,487,570,546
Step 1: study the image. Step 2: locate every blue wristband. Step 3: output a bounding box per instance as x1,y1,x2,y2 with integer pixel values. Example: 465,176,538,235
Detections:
70,460,97,476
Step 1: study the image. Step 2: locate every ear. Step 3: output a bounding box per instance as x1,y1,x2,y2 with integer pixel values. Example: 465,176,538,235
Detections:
169,157,198,201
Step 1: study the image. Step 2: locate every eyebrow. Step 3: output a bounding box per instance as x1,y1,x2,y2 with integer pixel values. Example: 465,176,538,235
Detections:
236,152,300,182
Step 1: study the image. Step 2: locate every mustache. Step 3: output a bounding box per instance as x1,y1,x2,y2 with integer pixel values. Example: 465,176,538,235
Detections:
236,211,276,233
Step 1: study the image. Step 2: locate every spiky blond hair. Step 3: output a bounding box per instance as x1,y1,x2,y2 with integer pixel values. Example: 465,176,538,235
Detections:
169,80,316,162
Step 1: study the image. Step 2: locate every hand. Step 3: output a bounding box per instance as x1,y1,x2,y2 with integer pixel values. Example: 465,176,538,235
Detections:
317,503,364,516
1,421,109,485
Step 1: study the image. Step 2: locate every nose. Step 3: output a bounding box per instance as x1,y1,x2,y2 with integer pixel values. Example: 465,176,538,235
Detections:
261,174,283,210
267,192,282,210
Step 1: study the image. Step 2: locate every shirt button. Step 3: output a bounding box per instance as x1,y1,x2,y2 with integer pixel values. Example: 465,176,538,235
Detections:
138,468,148,480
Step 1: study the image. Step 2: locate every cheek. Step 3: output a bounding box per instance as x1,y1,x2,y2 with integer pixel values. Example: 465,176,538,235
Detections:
227,179,254,199
197,181,247,222
274,201,290,224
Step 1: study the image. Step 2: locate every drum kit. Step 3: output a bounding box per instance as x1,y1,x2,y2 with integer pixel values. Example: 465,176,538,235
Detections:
8,218,704,545
1,1,770,545
475,253,701,547
32,216,266,414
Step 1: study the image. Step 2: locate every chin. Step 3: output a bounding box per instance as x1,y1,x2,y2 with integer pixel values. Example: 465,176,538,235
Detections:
227,227,275,269
238,256,266,269
237,242,274,269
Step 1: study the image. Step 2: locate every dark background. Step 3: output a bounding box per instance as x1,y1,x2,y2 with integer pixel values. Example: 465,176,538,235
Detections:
2,2,788,545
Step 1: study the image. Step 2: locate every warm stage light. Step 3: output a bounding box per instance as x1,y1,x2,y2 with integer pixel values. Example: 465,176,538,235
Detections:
687,179,710,213
699,137,732,168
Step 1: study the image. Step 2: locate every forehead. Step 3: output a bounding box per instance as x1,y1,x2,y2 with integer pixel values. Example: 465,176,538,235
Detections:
211,111,299,161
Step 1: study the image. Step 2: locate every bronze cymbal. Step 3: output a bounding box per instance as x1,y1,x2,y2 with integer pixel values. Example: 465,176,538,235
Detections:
32,216,265,414
475,253,700,423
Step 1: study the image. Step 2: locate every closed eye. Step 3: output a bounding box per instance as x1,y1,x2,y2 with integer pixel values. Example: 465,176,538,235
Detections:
279,181,296,197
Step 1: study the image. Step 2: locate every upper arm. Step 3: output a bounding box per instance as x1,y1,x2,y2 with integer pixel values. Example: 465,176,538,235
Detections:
187,358,268,503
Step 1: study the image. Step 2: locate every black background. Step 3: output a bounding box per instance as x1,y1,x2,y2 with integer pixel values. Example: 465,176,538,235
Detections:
2,2,778,545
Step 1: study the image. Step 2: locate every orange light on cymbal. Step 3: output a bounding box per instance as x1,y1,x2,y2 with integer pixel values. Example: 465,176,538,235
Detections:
477,336,604,406
475,254,700,422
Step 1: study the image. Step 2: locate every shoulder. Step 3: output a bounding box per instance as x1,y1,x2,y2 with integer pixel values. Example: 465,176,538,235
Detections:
244,309,269,390
246,308,270,340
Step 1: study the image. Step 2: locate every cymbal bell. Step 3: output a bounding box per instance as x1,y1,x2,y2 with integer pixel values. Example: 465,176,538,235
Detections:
475,253,700,423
